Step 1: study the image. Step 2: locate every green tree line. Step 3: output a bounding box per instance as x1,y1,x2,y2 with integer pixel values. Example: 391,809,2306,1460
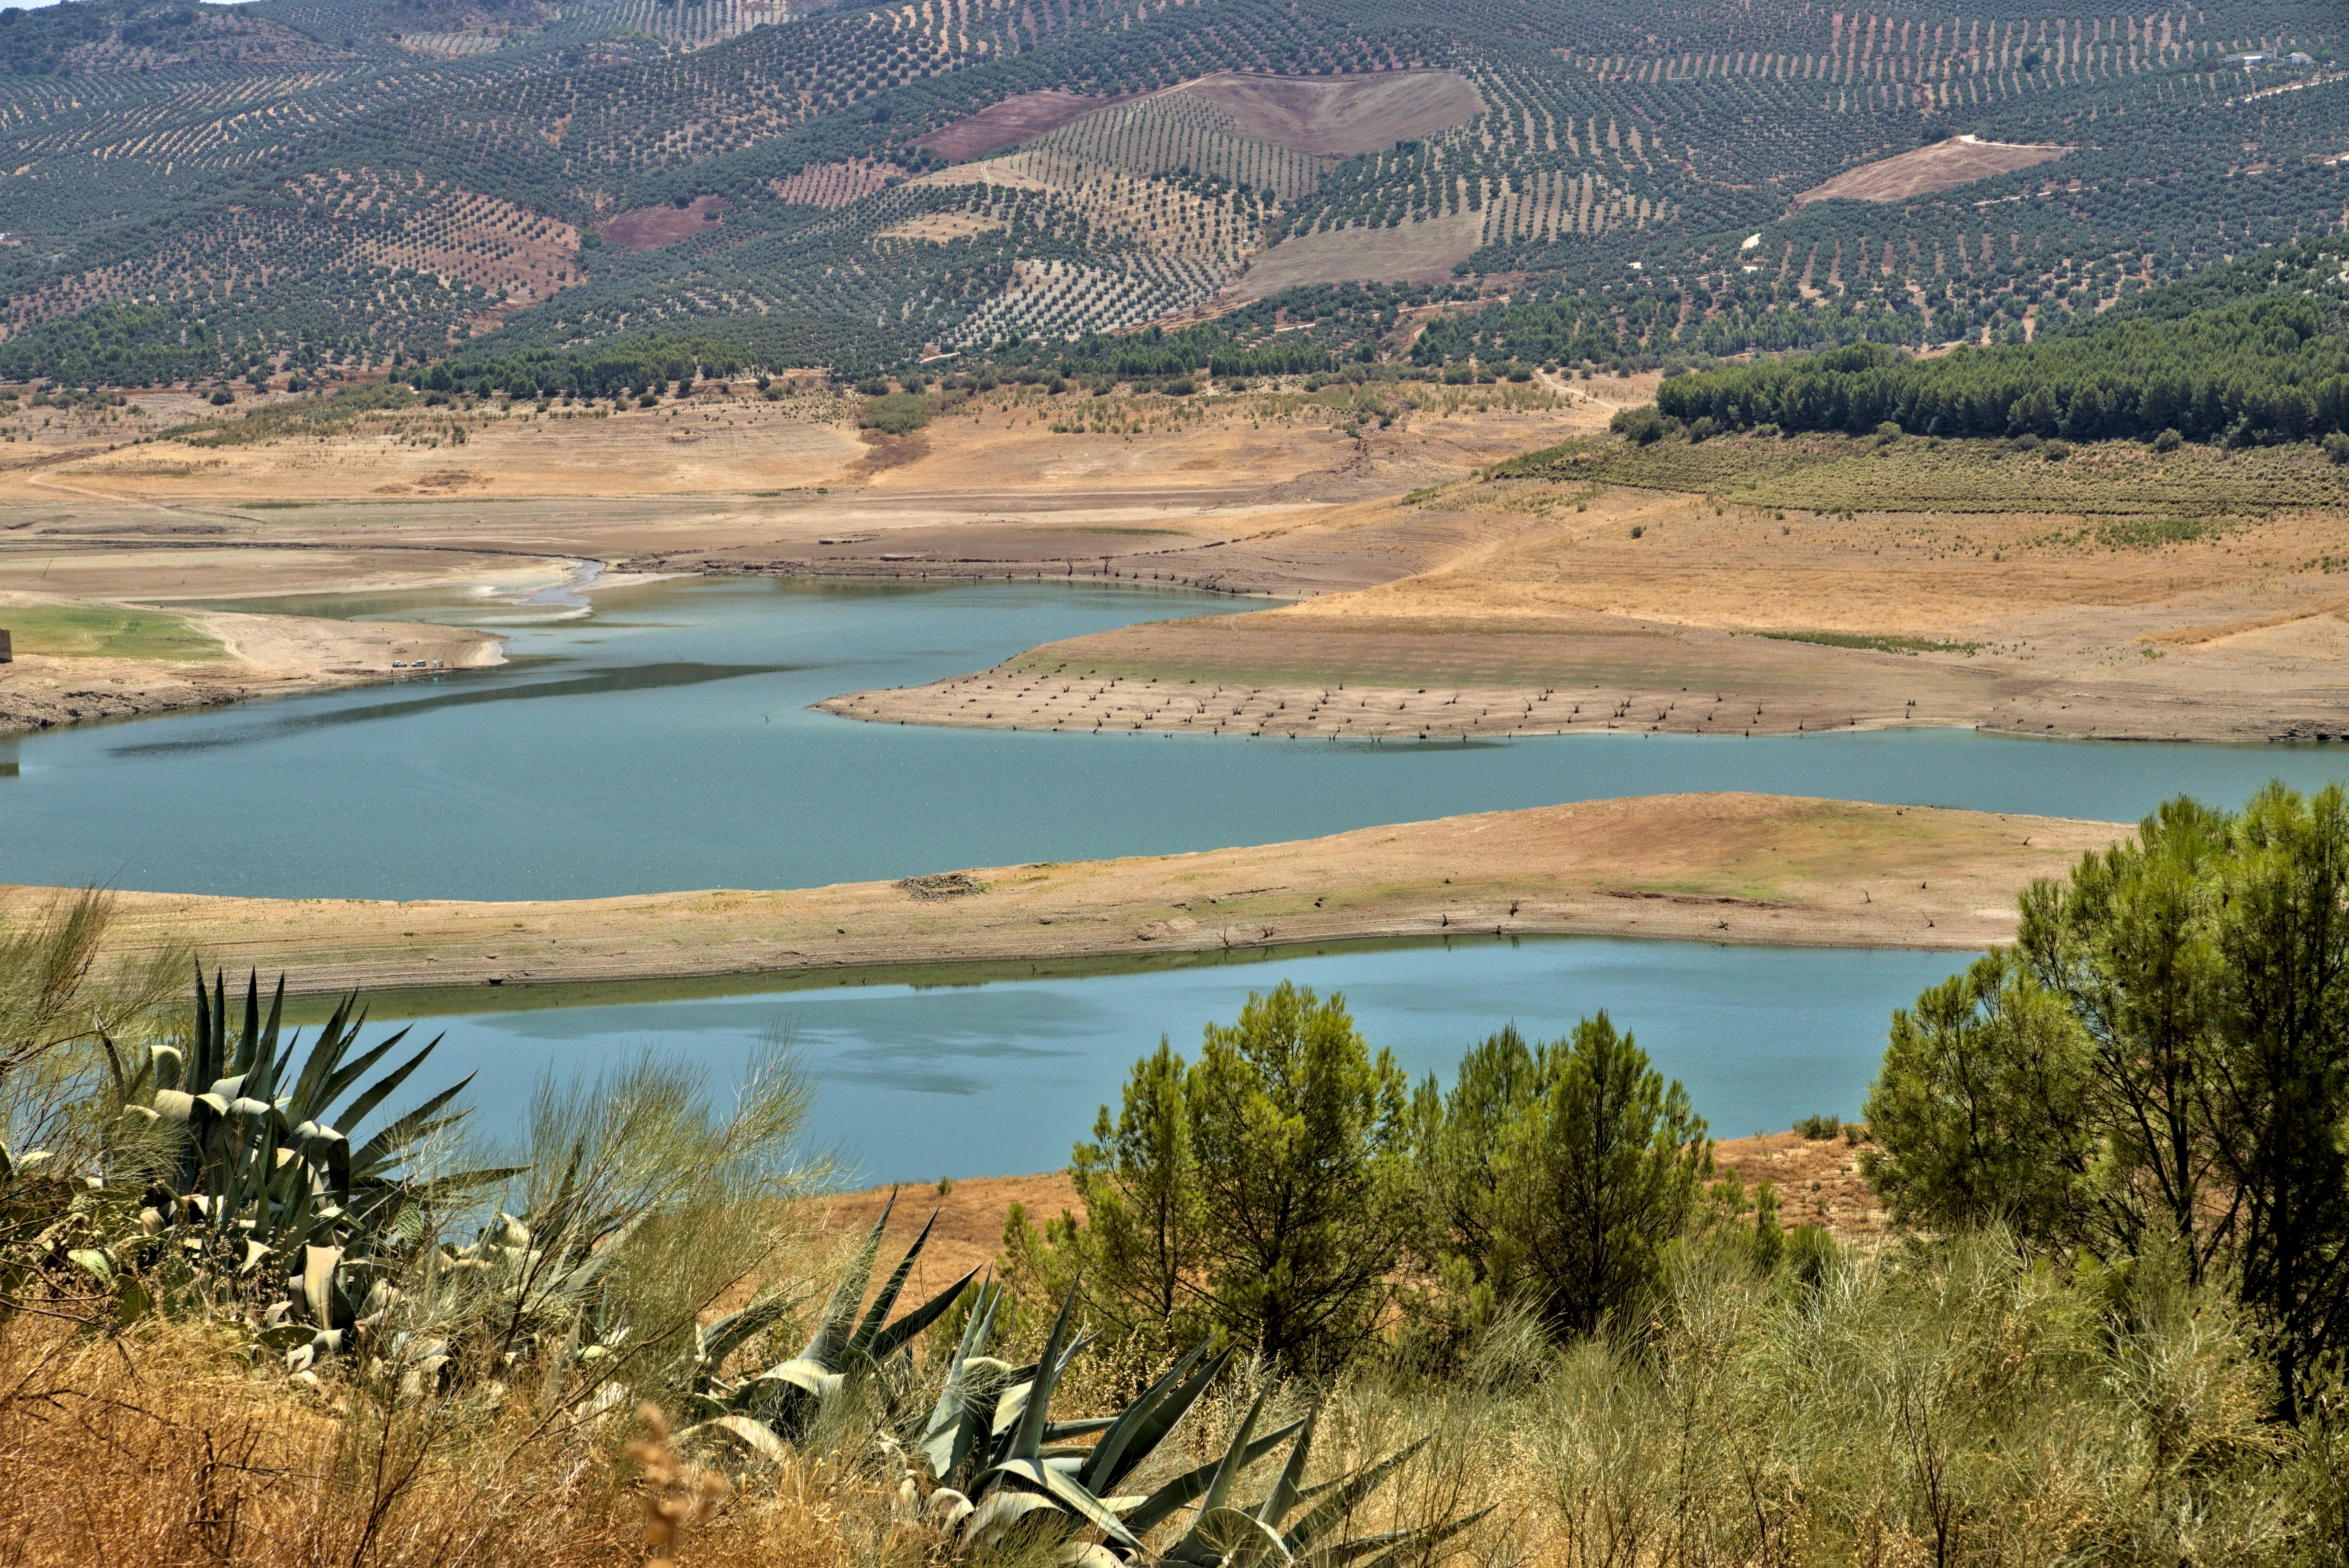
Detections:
1010,784,2349,1427
1656,296,2349,447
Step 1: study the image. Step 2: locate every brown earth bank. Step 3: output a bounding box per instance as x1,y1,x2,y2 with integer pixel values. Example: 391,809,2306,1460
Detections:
0,591,502,737
1,379,1614,602
600,195,732,249
915,89,1144,161
1794,134,2068,205
819,1126,1887,1283
5,794,2121,993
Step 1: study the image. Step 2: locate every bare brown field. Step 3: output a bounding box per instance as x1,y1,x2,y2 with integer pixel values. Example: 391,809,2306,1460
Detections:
1795,134,2068,205
601,194,732,249
916,89,1141,161
1229,211,1484,300
1172,69,1484,156
3,793,2118,990
0,383,1606,637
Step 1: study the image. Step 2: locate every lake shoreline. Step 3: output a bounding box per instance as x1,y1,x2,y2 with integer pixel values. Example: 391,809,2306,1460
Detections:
5,793,2119,996
0,590,506,738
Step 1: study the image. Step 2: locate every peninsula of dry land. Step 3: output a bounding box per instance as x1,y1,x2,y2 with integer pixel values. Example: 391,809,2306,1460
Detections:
4,794,2120,995
827,428,2349,745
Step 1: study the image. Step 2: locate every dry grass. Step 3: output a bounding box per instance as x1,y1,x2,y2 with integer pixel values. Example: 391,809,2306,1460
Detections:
0,1315,872,1568
7,1231,2335,1568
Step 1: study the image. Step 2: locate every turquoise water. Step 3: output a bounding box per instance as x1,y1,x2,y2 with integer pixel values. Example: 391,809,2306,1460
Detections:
9,573,2344,1175
4,575,2345,901
385,936,1968,1184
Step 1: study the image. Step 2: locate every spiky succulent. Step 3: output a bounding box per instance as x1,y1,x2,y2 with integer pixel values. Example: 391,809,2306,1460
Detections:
105,969,505,1367
889,1273,1485,1566
683,1189,979,1453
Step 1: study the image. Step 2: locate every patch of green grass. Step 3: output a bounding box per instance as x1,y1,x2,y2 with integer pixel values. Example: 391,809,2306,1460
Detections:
1,604,227,661
2092,515,2223,549
1497,432,2349,517
165,386,421,449
1759,629,1982,656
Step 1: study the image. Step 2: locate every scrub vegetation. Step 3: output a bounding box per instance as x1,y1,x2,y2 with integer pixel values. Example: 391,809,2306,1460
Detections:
7,782,2349,1563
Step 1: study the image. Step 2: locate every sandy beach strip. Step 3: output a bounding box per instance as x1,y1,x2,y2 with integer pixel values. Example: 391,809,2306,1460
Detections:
4,794,2123,996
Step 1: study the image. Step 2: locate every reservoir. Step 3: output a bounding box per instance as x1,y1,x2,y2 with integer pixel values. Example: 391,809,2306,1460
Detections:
9,574,2345,1176
6,574,2347,901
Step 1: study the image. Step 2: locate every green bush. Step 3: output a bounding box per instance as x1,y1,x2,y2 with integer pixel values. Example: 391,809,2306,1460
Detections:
1866,785,2349,1419
2326,431,2349,465
857,392,931,434
2153,426,2186,452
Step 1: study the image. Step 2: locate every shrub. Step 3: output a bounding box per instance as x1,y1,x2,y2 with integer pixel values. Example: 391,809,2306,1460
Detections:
2153,426,2185,452
1611,405,1667,445
2325,431,2349,465
853,376,890,396
857,392,930,434
2041,438,2072,461
1794,1113,1842,1140
1875,420,1903,443
207,387,234,405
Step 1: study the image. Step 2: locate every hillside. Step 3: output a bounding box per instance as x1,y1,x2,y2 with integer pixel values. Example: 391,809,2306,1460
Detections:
0,0,2342,384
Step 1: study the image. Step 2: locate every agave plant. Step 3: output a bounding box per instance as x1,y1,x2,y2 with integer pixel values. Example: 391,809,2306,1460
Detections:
684,1190,979,1452
894,1278,1487,1567
105,969,500,1360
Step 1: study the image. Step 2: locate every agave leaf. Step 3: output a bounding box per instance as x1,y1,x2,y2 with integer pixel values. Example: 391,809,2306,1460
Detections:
801,1190,894,1369
302,1244,343,1329
1173,1506,1292,1567
1079,1340,1226,1494
871,1266,982,1363
696,1290,804,1378
1280,1440,1426,1556
683,1413,791,1466
1167,1395,1290,1565
1119,1420,1305,1537
349,1074,474,1179
1010,1280,1084,1463
1256,1405,1318,1528
848,1207,938,1354
1327,1506,1495,1568
333,1035,443,1148
1043,1416,1118,1441
281,993,362,1117
981,1458,1145,1555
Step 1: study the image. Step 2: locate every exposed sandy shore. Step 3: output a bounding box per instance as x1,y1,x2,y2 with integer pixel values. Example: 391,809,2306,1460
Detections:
6,794,2121,995
825,473,2349,745
0,591,504,737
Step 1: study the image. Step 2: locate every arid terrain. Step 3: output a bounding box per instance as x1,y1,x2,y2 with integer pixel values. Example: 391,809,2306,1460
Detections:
15,377,2349,747
1793,134,2069,205
0,588,501,736
829,432,2349,745
7,793,2117,993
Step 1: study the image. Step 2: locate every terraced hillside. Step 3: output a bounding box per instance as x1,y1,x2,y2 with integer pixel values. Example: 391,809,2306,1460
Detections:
0,0,2341,383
